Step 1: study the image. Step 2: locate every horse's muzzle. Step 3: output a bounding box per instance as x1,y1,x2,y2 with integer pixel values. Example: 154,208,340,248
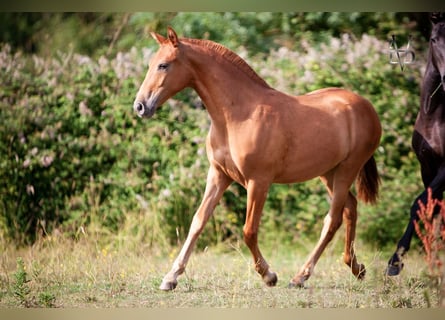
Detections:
133,101,155,118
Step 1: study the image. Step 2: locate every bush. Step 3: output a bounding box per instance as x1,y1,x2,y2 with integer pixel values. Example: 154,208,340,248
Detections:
0,45,147,243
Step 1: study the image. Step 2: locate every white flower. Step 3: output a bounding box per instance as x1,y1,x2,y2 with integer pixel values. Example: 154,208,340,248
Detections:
79,101,93,116
41,155,54,167
161,189,172,198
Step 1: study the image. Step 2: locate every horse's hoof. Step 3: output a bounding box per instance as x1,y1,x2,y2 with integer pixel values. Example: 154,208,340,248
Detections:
159,279,178,291
386,263,403,276
263,271,278,287
356,264,366,280
288,280,305,289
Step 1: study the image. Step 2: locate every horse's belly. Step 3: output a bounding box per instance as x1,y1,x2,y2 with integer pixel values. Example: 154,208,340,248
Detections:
273,151,343,183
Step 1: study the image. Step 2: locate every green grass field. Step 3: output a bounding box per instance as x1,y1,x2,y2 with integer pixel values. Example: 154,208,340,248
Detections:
0,233,440,308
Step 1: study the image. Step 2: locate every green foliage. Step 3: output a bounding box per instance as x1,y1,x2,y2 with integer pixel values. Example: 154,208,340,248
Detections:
0,13,431,251
38,291,56,308
12,258,31,306
0,13,128,57
0,13,431,58
0,45,136,243
9,257,57,307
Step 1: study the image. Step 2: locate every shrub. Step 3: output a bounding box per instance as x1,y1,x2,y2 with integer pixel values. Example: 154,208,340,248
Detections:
0,45,150,243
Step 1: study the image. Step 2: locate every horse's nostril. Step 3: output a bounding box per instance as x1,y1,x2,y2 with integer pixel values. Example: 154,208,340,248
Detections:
135,102,144,113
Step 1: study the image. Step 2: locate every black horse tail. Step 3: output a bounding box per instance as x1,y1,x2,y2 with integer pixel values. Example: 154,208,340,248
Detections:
356,156,380,204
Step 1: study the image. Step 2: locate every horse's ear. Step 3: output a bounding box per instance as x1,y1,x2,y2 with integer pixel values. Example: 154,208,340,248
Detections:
167,26,179,47
430,12,445,24
151,32,166,45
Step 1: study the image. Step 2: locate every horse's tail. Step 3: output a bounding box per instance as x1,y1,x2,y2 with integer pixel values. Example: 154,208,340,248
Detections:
356,156,380,204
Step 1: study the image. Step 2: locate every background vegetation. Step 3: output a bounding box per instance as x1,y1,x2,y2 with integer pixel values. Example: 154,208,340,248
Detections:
0,12,434,253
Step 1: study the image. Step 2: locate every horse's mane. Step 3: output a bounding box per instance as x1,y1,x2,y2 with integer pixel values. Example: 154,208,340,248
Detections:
183,38,271,89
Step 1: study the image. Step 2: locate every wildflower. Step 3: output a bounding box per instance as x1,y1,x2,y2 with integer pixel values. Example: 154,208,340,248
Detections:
26,184,35,195
79,101,93,116
98,55,109,72
41,155,54,167
23,159,31,168
161,189,172,199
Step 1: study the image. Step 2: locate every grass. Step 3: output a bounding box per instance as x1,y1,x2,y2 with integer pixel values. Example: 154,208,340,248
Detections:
0,233,440,308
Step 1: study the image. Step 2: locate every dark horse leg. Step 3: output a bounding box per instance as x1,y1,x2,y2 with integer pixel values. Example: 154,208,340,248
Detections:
387,133,445,276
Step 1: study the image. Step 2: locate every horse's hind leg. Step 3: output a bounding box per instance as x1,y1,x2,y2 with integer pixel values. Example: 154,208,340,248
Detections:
289,171,351,288
342,192,366,279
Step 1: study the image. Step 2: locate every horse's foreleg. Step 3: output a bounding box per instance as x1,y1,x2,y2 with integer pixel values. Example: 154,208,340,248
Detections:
243,180,277,287
159,166,231,291
342,192,366,279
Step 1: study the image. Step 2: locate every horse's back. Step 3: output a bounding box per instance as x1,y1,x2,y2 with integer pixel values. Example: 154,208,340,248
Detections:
302,88,380,127
304,87,372,107
305,87,346,96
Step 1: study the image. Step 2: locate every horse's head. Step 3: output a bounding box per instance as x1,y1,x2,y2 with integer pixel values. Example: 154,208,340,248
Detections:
430,13,445,90
133,27,191,118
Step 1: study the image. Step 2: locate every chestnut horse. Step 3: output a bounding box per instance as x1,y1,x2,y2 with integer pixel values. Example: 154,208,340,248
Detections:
134,27,381,290
387,13,445,276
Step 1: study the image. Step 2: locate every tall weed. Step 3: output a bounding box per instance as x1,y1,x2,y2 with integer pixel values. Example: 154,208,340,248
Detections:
413,189,445,307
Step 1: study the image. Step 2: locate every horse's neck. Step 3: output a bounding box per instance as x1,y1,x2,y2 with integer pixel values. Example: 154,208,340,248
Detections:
420,61,444,115
415,61,445,154
186,46,270,125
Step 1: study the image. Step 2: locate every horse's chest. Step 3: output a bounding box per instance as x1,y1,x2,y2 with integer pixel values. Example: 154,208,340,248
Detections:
211,147,247,185
207,133,248,186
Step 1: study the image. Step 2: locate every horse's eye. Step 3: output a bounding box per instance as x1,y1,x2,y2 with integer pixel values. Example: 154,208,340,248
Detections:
431,37,437,44
158,63,169,71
